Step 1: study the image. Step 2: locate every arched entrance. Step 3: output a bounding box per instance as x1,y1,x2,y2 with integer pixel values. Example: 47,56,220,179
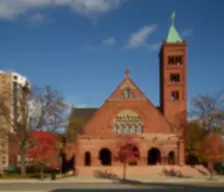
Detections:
84,152,91,166
168,151,175,165
147,148,161,165
99,148,112,166
128,145,140,166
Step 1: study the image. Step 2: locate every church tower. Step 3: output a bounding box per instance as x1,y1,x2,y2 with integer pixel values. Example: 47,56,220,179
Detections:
159,12,187,133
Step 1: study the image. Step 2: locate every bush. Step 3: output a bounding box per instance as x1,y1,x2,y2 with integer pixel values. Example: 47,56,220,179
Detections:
214,163,224,175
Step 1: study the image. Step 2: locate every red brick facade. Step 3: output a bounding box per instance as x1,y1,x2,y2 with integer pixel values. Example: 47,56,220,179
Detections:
74,40,187,176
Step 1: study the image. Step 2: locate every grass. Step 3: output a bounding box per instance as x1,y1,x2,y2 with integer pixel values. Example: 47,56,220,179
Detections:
0,172,50,179
0,172,74,180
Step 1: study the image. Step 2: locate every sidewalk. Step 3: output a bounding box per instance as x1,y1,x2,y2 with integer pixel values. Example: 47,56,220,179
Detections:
0,176,224,184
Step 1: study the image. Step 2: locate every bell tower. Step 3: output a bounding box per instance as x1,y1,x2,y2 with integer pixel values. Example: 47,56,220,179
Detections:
159,12,187,132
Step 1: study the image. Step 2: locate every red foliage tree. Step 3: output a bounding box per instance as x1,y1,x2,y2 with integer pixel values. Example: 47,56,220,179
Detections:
199,134,224,178
200,134,224,162
26,131,60,179
114,135,140,180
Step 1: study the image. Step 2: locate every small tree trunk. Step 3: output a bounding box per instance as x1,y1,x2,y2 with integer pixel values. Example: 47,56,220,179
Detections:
40,165,44,180
20,154,26,176
208,161,214,180
122,162,127,180
210,170,213,180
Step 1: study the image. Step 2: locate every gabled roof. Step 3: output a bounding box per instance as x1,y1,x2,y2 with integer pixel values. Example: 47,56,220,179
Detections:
68,107,97,128
107,69,148,101
69,106,161,124
70,108,97,121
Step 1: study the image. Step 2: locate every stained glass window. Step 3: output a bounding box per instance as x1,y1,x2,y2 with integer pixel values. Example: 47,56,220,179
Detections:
112,110,144,135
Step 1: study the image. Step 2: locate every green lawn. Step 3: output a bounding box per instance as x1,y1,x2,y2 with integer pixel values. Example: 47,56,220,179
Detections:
0,172,50,179
0,172,74,180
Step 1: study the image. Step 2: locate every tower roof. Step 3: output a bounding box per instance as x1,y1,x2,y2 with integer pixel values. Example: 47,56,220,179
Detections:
165,12,183,43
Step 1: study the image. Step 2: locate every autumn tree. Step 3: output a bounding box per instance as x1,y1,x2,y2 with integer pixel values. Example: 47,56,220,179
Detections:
27,131,60,179
114,135,140,180
199,134,224,178
191,90,224,134
0,85,69,176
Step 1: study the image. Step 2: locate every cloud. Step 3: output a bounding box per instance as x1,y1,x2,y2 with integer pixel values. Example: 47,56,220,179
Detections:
29,12,46,23
0,0,127,20
145,42,161,52
28,99,42,118
80,36,116,51
74,104,88,108
102,37,116,46
125,25,157,49
182,28,193,38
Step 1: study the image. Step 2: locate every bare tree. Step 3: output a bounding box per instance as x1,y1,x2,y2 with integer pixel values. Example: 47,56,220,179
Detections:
0,85,69,175
29,86,69,133
191,90,224,134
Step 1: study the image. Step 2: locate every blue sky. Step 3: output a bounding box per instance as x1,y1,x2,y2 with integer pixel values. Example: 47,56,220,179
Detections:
0,0,223,108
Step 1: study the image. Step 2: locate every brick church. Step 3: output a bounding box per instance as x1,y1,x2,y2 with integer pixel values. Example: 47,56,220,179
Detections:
70,13,188,176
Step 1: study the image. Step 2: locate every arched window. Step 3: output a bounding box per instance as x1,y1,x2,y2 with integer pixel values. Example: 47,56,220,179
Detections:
123,88,132,98
119,125,125,134
147,148,161,165
131,124,135,132
99,148,112,166
168,151,175,165
84,152,91,166
127,125,132,133
117,125,121,134
137,125,143,133
112,110,144,135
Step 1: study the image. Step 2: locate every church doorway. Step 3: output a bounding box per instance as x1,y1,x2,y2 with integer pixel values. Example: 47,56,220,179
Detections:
168,151,175,165
128,145,140,166
84,152,91,166
147,148,161,165
99,148,112,166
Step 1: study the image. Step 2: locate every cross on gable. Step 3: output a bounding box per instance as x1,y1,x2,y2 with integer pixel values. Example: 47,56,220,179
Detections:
125,68,130,77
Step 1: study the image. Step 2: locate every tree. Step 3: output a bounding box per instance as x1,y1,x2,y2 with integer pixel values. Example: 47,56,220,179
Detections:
0,85,69,176
184,122,206,164
199,134,224,178
114,135,140,180
66,117,85,142
27,131,60,179
29,86,69,133
191,90,224,134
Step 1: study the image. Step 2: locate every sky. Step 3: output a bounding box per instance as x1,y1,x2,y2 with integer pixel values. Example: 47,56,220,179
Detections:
0,0,223,109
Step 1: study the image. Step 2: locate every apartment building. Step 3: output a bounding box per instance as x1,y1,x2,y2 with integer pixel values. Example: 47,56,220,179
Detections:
0,71,31,171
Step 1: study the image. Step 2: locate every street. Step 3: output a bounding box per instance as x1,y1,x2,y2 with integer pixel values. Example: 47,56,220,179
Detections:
1,182,224,192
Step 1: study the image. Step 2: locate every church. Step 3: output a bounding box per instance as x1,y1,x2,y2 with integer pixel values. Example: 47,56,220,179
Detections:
70,13,188,176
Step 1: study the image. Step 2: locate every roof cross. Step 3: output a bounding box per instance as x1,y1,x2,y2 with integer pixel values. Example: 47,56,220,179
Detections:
125,68,130,77
170,11,175,26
